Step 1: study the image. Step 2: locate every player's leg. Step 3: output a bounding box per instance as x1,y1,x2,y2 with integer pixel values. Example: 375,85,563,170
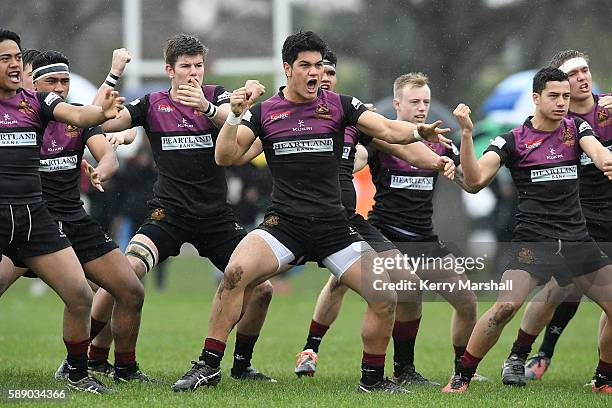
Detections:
0,255,29,296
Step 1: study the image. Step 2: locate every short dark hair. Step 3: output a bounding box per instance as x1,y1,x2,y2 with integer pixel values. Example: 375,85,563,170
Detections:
323,49,337,67
0,29,21,50
282,31,328,65
164,34,207,67
533,67,568,94
32,50,70,71
22,49,41,67
549,49,589,69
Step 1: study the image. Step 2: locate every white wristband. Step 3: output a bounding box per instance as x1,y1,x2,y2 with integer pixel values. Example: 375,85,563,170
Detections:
226,111,243,126
413,128,423,141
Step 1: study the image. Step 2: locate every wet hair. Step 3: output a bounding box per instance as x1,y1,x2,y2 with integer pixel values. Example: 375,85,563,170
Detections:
32,50,70,71
164,34,207,67
393,72,429,99
22,49,41,67
549,49,589,69
0,29,21,50
281,31,327,65
533,67,568,94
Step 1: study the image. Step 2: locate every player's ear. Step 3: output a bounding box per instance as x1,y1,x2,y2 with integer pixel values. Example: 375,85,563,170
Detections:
165,64,175,79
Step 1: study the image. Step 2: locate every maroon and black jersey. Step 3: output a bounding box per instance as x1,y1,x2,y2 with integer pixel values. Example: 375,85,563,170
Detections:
484,116,594,240
39,114,102,221
338,126,372,215
571,93,612,226
125,85,231,220
368,142,460,236
241,88,367,219
0,89,62,204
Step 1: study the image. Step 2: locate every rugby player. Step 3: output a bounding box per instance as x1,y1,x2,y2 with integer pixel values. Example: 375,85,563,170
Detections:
0,29,124,394
506,51,612,382
295,69,479,387
443,67,612,394
171,31,452,393
98,34,277,383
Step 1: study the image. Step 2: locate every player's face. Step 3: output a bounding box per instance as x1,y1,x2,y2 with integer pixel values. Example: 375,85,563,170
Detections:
394,85,431,124
284,51,323,101
0,40,22,96
321,66,337,92
167,54,204,87
22,63,34,90
565,63,592,102
34,73,70,98
533,81,570,121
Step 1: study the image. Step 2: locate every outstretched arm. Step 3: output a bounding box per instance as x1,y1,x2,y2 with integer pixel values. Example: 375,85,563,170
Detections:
82,131,119,192
454,104,501,192
356,109,451,145
580,135,612,179
53,89,125,129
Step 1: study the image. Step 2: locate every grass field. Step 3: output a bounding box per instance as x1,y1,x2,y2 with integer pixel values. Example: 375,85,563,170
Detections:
0,255,610,407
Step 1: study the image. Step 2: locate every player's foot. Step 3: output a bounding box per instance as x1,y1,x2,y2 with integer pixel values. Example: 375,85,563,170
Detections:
67,376,113,394
472,372,488,382
394,365,440,386
442,373,470,393
171,360,221,392
54,359,70,381
357,378,411,393
231,366,277,382
88,359,114,378
592,373,612,394
114,364,159,384
295,349,318,377
501,355,526,386
524,352,551,380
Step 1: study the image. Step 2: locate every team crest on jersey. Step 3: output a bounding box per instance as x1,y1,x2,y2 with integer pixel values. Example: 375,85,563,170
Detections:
561,128,575,146
263,215,279,227
150,208,165,221
158,104,174,113
517,247,535,264
597,109,611,127
315,103,332,120
18,98,36,116
65,124,80,138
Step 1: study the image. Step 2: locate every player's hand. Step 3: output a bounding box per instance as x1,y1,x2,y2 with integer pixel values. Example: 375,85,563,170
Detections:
177,77,209,112
438,156,456,180
105,132,125,148
453,104,474,132
81,159,104,192
230,87,250,116
244,80,266,107
364,103,376,112
101,89,125,120
416,120,452,148
604,159,612,180
110,48,131,76
598,96,612,110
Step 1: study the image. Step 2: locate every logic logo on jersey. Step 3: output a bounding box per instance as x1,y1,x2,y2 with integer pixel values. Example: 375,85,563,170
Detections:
158,104,174,113
270,111,291,122
524,139,543,149
315,103,332,120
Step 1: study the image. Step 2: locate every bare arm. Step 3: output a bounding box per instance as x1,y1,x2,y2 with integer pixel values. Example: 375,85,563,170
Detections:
452,165,479,193
106,127,139,148
92,48,131,107
353,144,368,173
579,135,612,179
454,103,501,192
356,110,451,145
53,89,124,129
370,137,452,173
215,87,258,166
82,133,119,192
233,138,264,166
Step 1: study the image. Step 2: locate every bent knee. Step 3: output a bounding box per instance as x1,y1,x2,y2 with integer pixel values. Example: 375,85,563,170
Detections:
223,264,248,291
492,301,520,325
253,280,274,307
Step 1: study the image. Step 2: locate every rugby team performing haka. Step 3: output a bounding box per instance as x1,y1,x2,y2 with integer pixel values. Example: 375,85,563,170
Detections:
1,26,611,396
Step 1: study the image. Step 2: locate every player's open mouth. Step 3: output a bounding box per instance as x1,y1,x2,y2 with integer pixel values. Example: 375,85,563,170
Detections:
579,83,589,91
307,78,318,92
553,110,566,115
414,114,426,121
320,82,330,90
8,71,20,83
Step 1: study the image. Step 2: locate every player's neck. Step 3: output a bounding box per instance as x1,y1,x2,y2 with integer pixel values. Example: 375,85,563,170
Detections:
531,113,562,132
282,86,314,104
0,87,17,100
569,94,595,115
169,84,180,102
